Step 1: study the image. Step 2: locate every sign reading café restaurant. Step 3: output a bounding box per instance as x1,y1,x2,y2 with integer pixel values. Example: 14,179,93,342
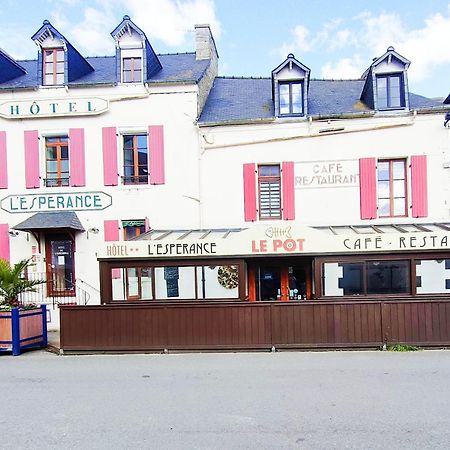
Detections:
98,225,450,260
0,97,109,119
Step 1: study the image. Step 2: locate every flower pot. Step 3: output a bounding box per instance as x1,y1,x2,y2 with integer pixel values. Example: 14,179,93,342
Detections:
0,305,47,356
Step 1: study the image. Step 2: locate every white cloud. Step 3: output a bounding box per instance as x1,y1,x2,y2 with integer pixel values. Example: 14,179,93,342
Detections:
321,56,364,79
47,0,221,56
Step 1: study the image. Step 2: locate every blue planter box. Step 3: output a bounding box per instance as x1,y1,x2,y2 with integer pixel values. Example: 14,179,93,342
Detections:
0,305,47,356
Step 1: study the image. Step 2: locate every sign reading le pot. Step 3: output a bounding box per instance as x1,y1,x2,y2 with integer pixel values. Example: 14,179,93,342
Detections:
1,192,112,213
0,97,109,119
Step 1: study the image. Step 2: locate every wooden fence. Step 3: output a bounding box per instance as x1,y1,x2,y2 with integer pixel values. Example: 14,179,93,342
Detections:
60,299,450,352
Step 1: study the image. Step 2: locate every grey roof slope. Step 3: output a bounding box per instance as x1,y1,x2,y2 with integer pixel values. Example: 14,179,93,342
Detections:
198,77,445,124
0,53,210,89
13,212,85,232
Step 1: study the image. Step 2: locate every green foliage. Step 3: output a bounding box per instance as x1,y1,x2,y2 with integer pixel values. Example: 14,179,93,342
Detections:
388,344,420,352
0,258,45,308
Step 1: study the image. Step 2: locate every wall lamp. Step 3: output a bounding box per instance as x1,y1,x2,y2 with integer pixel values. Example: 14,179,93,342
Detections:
88,227,99,234
445,112,450,128
8,230,19,237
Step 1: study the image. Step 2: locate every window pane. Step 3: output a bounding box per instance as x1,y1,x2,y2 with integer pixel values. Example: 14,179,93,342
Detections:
279,84,290,114
198,265,239,299
291,83,303,113
123,71,132,83
46,147,57,159
44,74,53,85
123,136,134,149
339,263,364,296
56,62,64,73
124,148,134,164
61,146,69,159
154,267,195,299
378,180,390,198
123,58,132,70
259,165,280,177
377,162,389,181
46,161,57,173
393,161,405,179
56,73,64,84
378,198,390,216
367,260,410,294
137,135,147,149
416,259,450,294
393,180,405,197
60,160,69,172
393,197,406,216
126,268,140,297
377,76,388,108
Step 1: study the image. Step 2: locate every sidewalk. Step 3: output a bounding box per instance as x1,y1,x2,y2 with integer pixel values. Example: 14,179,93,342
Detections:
46,330,60,353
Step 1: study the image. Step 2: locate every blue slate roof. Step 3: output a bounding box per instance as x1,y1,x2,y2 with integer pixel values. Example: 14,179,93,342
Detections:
13,212,84,232
198,77,446,124
0,53,210,90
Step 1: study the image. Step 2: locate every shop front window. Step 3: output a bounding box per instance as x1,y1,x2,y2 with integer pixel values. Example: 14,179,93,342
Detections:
323,260,410,297
416,259,450,294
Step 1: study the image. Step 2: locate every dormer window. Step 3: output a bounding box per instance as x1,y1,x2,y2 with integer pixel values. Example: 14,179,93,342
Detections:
279,81,304,115
272,54,310,118
43,48,64,86
122,55,142,83
376,74,404,109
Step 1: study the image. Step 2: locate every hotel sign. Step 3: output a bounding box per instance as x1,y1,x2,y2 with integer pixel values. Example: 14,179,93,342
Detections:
0,97,109,119
98,225,450,260
1,192,112,213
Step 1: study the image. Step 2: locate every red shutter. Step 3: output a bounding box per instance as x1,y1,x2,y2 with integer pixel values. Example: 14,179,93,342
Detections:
411,155,428,218
149,125,165,184
359,158,377,220
102,127,118,186
0,131,7,189
243,163,257,222
104,220,120,241
24,130,40,189
0,223,10,262
282,161,295,220
69,128,86,187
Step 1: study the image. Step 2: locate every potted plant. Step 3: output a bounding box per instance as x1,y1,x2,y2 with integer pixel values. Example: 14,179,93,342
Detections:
0,258,48,356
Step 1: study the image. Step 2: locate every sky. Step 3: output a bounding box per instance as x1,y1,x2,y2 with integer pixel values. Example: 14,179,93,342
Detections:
0,0,449,98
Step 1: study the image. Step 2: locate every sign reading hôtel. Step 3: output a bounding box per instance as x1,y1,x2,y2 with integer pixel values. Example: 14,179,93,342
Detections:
1,192,112,213
0,97,109,119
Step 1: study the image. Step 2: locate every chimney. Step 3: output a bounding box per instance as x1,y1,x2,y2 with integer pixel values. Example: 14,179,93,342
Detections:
195,24,218,61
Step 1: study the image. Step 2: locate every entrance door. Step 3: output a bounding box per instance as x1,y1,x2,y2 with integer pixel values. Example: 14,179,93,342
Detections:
45,234,75,296
253,263,312,301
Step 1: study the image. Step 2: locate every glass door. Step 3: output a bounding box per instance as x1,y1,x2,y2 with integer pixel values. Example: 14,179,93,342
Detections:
45,235,75,296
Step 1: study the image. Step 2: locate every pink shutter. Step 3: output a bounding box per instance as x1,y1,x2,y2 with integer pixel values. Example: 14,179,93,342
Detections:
104,220,120,241
282,161,295,220
243,163,257,222
104,220,120,278
359,158,377,220
149,125,165,184
24,130,40,189
411,155,428,218
0,131,7,189
0,224,10,262
102,127,118,186
144,216,151,232
69,128,86,187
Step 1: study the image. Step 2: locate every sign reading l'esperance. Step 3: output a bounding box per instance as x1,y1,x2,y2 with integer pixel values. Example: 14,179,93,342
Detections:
1,192,112,213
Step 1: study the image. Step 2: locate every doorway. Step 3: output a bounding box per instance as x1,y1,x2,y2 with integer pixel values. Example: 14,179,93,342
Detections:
45,234,75,297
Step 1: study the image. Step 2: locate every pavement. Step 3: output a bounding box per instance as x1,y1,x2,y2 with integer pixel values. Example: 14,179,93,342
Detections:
1,350,449,449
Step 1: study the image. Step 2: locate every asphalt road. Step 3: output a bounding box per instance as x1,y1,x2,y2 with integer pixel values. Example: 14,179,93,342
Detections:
1,350,450,450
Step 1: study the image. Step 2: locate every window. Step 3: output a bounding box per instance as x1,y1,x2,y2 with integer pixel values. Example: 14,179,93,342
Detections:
122,134,148,184
323,260,410,297
258,165,281,220
45,136,69,187
279,81,303,115
122,57,142,83
377,159,407,217
376,74,404,109
43,48,64,86
122,220,146,240
110,263,240,301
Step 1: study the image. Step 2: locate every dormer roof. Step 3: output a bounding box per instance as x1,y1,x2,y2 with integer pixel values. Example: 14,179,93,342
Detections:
111,15,162,80
31,20,94,83
272,53,311,78
0,48,26,82
360,46,410,110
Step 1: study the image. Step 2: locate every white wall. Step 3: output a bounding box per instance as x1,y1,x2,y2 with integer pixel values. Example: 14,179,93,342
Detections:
199,114,449,228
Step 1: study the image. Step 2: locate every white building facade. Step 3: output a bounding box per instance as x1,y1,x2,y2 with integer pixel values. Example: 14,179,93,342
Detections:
0,17,217,318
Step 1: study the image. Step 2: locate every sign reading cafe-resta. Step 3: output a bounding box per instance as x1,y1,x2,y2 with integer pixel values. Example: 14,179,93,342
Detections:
0,97,109,119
